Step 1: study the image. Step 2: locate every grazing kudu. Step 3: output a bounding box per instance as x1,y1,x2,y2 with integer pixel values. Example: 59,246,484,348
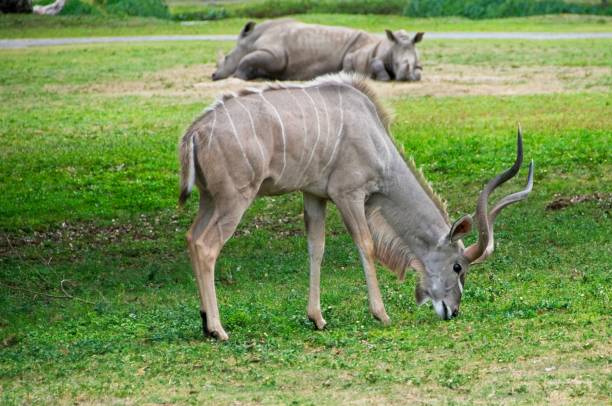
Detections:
178,73,533,340
212,19,424,82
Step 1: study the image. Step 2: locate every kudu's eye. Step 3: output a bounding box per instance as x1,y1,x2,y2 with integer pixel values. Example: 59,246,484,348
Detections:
453,263,462,273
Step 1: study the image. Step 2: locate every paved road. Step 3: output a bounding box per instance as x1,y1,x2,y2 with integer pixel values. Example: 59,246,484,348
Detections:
1,32,611,49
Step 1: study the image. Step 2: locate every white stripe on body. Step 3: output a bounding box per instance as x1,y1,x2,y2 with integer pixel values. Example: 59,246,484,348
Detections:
220,102,255,182
337,83,391,169
233,98,267,164
321,88,344,174
297,88,322,185
258,93,287,181
286,89,309,171
207,109,217,149
317,87,331,154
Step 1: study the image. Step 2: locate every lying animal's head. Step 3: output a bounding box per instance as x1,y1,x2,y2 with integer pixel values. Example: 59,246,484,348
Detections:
384,29,424,82
414,130,534,319
212,21,256,81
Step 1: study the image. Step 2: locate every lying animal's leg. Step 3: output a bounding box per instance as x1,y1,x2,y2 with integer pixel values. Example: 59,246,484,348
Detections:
341,52,355,73
189,192,252,341
235,50,284,81
303,193,327,330
333,194,390,325
186,192,216,336
369,59,391,81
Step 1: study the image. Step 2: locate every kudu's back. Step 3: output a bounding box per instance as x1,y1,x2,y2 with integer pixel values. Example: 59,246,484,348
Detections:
179,74,396,203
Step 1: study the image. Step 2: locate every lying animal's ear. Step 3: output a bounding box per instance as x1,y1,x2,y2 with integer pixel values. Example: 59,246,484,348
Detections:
413,32,425,44
449,214,473,243
240,21,256,38
385,29,398,43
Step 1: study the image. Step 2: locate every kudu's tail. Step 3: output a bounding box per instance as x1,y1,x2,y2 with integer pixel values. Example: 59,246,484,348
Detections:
178,132,196,207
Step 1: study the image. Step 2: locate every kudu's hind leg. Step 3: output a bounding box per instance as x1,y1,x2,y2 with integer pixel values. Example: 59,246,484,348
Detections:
333,194,390,325
187,193,252,341
303,193,327,330
186,193,216,336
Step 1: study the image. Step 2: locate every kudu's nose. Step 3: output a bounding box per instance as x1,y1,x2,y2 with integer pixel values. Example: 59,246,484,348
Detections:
442,301,459,320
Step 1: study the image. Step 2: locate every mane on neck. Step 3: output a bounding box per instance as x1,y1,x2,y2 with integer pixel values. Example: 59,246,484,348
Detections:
366,206,417,281
365,149,450,279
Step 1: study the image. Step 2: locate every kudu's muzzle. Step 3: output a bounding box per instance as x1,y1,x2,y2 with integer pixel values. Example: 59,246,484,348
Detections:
434,300,460,320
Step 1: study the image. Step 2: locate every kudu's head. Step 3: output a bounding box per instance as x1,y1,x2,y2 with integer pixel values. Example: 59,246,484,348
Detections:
384,29,424,82
212,21,256,81
415,129,534,320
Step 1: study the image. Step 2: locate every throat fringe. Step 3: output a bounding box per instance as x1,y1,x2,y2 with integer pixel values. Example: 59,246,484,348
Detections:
366,206,418,281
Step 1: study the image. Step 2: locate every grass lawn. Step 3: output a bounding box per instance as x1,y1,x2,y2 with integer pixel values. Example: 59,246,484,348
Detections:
0,13,611,39
0,18,611,405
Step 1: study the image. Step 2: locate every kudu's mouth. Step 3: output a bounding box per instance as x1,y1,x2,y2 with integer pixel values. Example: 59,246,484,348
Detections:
433,300,459,320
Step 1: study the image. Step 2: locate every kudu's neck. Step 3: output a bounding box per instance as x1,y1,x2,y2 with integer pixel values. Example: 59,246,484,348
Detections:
368,159,450,259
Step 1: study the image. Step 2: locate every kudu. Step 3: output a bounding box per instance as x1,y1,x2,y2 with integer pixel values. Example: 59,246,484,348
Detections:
178,73,533,340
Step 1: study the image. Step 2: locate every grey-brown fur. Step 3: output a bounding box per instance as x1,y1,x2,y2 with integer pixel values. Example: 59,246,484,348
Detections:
179,73,533,340
212,19,424,82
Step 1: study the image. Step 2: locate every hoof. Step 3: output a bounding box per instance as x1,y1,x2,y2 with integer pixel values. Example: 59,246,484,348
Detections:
201,311,229,341
308,316,327,331
207,328,229,341
373,312,391,326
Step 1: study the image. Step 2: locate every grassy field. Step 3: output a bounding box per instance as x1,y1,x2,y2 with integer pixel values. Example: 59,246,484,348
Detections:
1,15,611,405
1,13,611,38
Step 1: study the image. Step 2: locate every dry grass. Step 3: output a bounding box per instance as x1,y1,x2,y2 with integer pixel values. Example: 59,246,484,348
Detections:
44,63,612,100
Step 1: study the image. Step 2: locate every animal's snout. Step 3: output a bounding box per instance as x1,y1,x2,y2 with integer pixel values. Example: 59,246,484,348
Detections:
442,301,459,320
211,72,220,81
397,71,421,82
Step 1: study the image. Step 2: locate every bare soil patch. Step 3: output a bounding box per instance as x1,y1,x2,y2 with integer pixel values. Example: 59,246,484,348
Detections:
48,63,611,100
0,213,178,260
546,192,612,211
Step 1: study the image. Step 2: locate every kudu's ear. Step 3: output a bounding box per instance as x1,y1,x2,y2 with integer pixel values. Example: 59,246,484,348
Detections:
385,29,398,43
413,32,425,44
449,215,473,243
240,21,256,38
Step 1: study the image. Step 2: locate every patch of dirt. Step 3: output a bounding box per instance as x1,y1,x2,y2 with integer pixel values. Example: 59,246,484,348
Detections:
241,211,304,238
46,63,611,100
546,192,612,211
373,64,610,98
0,213,180,259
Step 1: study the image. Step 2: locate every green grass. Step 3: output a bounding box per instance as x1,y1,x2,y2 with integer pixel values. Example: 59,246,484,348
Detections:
0,33,611,404
167,0,612,21
1,13,611,39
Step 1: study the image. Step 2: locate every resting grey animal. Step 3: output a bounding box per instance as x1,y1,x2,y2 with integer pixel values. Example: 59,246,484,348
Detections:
178,73,534,340
212,19,424,82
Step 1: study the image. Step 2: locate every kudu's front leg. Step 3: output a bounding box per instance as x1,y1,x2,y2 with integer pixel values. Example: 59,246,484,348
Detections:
303,193,327,330
333,195,390,325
